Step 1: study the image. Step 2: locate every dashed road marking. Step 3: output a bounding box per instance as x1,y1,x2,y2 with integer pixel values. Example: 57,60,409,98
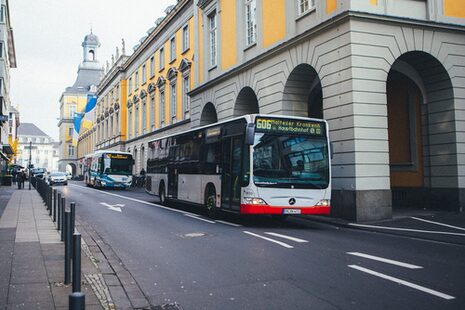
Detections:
183,214,216,224
243,231,294,248
348,223,465,237
347,252,422,269
216,220,242,227
264,232,308,243
410,217,465,232
348,265,455,300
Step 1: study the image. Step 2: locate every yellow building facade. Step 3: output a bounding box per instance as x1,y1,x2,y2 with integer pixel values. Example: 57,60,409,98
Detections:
78,0,465,221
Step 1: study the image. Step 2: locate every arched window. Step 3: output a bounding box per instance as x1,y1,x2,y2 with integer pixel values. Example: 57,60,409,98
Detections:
89,49,95,61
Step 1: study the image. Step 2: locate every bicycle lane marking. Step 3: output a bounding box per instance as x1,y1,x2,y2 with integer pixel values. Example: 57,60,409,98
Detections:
69,183,200,217
69,184,242,228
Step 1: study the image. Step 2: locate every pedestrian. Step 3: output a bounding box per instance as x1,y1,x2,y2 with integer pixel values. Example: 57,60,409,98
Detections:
140,168,146,176
17,170,24,189
12,169,17,185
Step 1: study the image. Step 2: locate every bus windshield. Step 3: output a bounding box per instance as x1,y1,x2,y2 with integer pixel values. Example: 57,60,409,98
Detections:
252,133,329,189
103,155,132,175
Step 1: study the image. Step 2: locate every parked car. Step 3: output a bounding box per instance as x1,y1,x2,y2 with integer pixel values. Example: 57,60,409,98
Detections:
31,167,47,179
47,171,68,186
66,171,72,180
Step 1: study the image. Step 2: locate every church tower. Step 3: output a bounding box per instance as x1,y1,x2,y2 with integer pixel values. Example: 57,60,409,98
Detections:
80,31,101,70
58,31,104,174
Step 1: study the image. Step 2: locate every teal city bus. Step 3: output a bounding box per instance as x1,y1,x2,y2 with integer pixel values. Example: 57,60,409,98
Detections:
84,151,134,189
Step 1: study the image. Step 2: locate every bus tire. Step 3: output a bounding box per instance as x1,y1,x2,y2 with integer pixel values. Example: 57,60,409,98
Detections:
204,185,217,219
159,182,166,205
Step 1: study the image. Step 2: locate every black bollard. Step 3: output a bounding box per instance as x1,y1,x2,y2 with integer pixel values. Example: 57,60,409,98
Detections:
57,193,62,231
70,202,76,234
70,202,76,250
44,185,48,209
72,233,81,292
69,292,85,310
49,187,53,215
64,211,71,284
53,189,57,222
61,197,66,242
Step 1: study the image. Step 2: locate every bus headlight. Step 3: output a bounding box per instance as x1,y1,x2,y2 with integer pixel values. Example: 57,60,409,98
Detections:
243,197,268,205
316,199,330,206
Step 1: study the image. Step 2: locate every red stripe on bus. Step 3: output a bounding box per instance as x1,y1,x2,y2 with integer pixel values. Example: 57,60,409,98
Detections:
240,204,330,215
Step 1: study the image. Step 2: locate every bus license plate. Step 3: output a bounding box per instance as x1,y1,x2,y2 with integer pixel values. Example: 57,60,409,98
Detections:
283,209,301,215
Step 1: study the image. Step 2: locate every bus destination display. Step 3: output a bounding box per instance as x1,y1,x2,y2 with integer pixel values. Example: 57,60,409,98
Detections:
255,117,324,136
105,154,129,160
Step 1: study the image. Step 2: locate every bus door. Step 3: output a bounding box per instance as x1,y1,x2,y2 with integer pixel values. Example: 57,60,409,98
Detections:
167,166,178,199
168,143,178,199
221,136,243,211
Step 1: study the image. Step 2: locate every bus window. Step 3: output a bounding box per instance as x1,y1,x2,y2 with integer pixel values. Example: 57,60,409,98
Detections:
203,142,221,174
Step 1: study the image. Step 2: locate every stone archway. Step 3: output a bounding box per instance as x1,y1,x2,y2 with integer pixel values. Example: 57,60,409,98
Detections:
200,102,218,126
283,64,323,118
140,145,145,172
387,51,455,210
133,148,138,175
234,87,259,116
66,163,76,177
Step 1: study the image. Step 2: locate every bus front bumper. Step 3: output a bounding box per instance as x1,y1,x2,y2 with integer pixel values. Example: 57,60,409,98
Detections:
240,204,330,215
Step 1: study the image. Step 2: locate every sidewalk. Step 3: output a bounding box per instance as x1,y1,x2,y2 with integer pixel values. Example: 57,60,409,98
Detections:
0,185,104,309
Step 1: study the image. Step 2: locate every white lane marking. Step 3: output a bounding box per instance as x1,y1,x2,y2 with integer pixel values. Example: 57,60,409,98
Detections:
216,220,243,227
348,265,455,300
69,184,199,217
264,232,308,243
100,202,125,213
347,252,422,269
411,217,465,232
183,214,216,224
243,231,294,249
348,223,465,237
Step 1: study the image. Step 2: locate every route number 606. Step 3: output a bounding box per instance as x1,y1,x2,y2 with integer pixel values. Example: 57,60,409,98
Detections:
256,119,272,130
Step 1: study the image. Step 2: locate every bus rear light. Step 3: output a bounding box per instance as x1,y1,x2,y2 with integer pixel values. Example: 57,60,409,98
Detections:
315,199,330,206
243,197,268,205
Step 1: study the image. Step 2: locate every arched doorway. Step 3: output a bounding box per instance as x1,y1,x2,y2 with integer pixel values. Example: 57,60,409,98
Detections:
283,64,323,118
387,52,455,209
133,148,138,175
140,145,145,172
200,102,218,126
66,163,76,177
234,87,259,116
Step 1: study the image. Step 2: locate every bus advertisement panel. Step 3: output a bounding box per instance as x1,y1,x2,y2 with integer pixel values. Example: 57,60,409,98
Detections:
84,151,134,189
145,114,331,218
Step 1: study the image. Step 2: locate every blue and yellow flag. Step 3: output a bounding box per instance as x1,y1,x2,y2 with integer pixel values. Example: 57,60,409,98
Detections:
72,112,84,144
81,94,98,131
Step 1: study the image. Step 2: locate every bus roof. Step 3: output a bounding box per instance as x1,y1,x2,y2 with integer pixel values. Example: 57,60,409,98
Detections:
147,114,328,144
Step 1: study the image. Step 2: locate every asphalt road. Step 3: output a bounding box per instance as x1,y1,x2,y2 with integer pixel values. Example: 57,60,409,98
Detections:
58,182,465,310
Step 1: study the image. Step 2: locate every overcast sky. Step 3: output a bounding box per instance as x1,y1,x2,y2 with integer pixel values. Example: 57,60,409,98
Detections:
10,0,176,140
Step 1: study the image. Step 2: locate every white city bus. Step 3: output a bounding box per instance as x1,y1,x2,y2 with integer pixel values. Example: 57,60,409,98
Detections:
84,151,134,189
145,114,331,218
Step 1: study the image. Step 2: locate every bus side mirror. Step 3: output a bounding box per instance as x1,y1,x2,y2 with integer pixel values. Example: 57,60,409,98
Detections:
330,142,335,160
245,123,255,145
132,159,135,165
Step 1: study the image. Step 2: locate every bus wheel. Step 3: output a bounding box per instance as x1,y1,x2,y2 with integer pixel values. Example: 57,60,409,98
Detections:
159,183,166,205
205,186,217,219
